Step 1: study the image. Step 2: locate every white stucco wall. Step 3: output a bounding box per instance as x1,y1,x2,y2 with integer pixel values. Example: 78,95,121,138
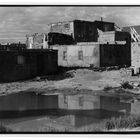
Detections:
52,43,100,67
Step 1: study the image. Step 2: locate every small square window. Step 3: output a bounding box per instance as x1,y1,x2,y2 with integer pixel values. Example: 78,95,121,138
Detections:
63,51,67,60
17,55,25,65
79,96,84,107
64,23,69,28
78,50,83,60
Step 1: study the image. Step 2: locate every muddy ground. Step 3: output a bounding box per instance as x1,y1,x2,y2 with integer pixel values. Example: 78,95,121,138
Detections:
0,68,140,98
1,68,140,132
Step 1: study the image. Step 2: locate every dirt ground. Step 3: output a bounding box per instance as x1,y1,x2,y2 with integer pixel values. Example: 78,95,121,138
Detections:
0,68,140,96
1,68,140,132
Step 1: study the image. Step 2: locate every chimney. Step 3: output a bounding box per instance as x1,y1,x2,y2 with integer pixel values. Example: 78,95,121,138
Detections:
101,17,103,22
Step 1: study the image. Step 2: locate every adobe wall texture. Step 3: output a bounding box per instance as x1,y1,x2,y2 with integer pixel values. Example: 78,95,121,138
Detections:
100,43,131,67
98,31,131,43
52,42,131,68
50,21,74,36
0,50,58,82
54,43,100,67
98,31,115,42
26,34,48,49
0,52,36,82
131,42,140,68
49,20,115,43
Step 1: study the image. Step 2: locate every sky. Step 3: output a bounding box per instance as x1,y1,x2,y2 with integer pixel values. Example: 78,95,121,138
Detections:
1,6,140,43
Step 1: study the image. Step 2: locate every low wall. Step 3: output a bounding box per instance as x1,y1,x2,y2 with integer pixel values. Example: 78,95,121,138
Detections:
0,50,58,82
100,43,131,67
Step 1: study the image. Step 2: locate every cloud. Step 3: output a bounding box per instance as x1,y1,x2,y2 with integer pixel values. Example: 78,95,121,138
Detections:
0,6,140,43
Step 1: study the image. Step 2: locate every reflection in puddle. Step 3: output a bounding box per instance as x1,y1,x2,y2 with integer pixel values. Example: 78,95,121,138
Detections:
58,94,131,113
0,92,138,131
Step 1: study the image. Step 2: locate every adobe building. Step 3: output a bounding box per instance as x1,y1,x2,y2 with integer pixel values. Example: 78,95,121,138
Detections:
0,43,26,51
49,19,131,68
49,19,130,45
49,20,115,43
51,42,131,67
0,49,58,82
26,33,48,49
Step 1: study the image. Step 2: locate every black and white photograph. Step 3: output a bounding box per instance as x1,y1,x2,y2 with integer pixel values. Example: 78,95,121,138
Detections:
0,4,140,134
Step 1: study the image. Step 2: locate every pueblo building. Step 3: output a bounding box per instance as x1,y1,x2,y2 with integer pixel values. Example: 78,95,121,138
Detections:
49,20,115,43
49,19,131,67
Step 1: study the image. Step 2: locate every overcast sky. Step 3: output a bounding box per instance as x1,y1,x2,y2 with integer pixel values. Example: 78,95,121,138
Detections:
0,6,140,43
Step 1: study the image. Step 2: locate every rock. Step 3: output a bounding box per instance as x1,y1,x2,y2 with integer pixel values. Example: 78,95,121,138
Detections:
132,82,140,87
35,76,41,81
121,81,133,89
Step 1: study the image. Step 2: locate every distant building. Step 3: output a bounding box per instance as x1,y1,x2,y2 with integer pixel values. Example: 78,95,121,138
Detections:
48,32,76,46
26,33,48,49
0,43,26,51
49,20,115,43
0,49,58,82
26,35,34,49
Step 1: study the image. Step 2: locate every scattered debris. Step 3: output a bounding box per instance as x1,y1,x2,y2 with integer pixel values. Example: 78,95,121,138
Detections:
126,68,134,76
131,82,140,87
35,76,41,81
121,81,133,89
90,65,126,72
104,85,113,91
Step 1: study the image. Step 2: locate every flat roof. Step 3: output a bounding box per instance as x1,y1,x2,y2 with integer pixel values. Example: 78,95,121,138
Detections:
49,19,115,25
94,20,115,24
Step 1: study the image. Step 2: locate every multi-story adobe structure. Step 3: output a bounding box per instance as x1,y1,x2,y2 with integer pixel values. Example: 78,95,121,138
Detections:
49,19,115,43
49,19,131,67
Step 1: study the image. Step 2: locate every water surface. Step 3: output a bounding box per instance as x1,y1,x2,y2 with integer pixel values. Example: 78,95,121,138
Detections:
0,92,138,132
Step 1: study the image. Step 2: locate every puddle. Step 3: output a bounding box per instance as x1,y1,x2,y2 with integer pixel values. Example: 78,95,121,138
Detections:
0,92,139,132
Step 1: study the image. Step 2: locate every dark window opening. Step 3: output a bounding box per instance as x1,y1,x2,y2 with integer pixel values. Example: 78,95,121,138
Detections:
78,50,83,60
104,24,110,31
63,51,67,60
64,23,69,28
79,96,84,107
17,55,25,65
45,35,48,41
